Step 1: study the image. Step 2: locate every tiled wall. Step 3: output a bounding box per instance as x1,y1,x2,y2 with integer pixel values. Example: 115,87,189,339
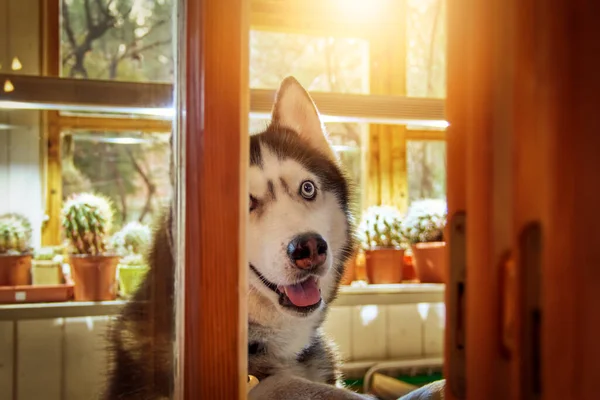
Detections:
322,303,445,363
0,302,445,400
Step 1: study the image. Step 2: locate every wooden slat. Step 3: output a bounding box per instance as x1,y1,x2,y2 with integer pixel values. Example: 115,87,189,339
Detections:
58,115,172,132
445,0,468,397
250,0,402,38
182,0,249,398
539,2,600,400
463,0,511,396
0,74,173,110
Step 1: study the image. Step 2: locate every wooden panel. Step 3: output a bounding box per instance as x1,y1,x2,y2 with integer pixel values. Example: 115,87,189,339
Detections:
444,0,470,397
538,2,600,400
386,305,423,359
0,321,14,399
250,0,403,38
63,317,111,400
182,0,249,398
366,1,408,211
17,319,63,400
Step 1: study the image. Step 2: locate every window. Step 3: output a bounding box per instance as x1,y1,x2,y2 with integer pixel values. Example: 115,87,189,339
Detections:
407,140,446,202
61,130,171,230
407,0,447,98
60,0,174,83
249,30,371,212
250,31,370,94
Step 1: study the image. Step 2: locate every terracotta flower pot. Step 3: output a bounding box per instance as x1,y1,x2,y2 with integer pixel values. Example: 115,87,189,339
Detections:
365,248,404,284
402,252,418,282
69,255,119,301
32,260,64,286
0,254,32,286
340,256,356,285
411,242,447,283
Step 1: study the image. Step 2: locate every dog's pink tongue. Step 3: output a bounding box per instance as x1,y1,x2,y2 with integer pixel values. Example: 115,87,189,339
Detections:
283,278,321,307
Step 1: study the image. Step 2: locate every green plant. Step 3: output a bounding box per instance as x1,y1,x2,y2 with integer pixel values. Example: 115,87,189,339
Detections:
119,253,146,267
0,213,32,255
358,205,405,250
33,246,64,263
403,199,447,244
33,247,55,261
61,192,114,256
111,222,151,256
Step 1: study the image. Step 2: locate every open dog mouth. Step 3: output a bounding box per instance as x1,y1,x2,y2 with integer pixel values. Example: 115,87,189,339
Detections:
250,264,322,314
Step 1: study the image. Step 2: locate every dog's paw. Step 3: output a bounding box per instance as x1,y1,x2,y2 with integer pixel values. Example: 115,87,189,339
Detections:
248,374,373,400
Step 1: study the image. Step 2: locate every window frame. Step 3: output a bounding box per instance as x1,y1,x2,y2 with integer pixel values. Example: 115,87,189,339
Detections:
35,0,447,244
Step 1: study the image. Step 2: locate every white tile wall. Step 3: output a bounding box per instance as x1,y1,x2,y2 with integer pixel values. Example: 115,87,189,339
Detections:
0,302,445,400
323,302,445,362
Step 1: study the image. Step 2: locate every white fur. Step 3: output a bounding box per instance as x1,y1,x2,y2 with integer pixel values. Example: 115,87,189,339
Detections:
247,145,348,357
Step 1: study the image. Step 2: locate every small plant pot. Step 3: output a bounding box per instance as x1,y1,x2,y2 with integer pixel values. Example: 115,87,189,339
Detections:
69,255,119,301
411,242,447,283
0,254,32,286
340,256,356,285
31,260,63,286
118,264,149,297
365,248,405,284
402,252,418,282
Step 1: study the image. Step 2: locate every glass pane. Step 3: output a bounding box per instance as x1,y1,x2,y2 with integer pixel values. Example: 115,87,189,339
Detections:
250,31,370,94
60,0,174,83
407,0,447,98
407,140,447,202
0,0,180,398
61,131,172,230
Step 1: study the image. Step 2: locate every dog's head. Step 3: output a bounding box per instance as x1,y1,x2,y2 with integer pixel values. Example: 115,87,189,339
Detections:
248,77,355,320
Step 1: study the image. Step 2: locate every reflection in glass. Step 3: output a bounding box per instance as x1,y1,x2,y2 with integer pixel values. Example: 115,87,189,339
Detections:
60,0,174,83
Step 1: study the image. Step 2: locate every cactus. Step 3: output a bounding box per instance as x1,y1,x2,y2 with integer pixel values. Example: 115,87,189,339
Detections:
61,193,114,256
111,222,151,256
403,199,447,244
358,205,405,250
0,213,32,254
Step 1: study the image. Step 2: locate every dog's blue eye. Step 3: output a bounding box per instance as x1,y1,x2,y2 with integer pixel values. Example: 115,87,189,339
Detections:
299,180,317,200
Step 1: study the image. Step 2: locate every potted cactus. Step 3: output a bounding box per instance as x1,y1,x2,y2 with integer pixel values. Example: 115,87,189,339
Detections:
111,222,151,297
31,247,64,286
0,213,33,286
61,193,119,301
358,205,406,284
403,199,448,283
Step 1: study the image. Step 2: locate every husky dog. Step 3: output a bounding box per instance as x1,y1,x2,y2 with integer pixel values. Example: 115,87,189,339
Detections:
104,77,372,399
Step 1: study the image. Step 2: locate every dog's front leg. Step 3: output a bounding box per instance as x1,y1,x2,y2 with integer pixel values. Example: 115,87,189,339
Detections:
248,373,375,400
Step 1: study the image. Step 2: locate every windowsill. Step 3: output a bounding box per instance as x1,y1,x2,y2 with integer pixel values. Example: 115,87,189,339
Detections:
0,283,445,321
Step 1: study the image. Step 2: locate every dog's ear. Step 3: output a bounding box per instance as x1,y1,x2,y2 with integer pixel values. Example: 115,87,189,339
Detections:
271,77,335,157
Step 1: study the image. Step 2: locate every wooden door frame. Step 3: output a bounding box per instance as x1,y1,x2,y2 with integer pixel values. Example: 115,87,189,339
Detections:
178,0,249,398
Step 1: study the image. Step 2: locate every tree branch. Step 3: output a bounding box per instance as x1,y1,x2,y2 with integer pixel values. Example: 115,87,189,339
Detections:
125,148,156,223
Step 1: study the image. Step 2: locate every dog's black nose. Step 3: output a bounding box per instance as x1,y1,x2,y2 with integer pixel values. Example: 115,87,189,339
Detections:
287,233,328,270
